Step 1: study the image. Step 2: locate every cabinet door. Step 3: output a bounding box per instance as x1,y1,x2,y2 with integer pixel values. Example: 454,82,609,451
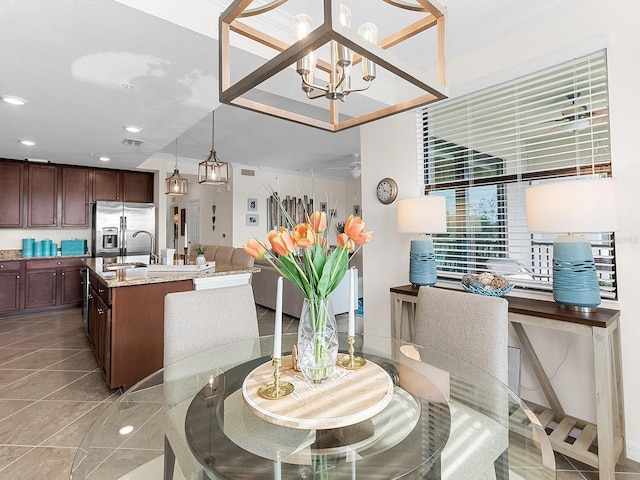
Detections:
61,167,90,227
24,269,57,309
60,266,83,305
122,171,153,203
93,169,121,201
27,164,58,227
0,272,22,313
0,161,24,227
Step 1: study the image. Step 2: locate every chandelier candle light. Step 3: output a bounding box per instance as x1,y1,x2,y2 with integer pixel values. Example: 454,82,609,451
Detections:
219,0,447,131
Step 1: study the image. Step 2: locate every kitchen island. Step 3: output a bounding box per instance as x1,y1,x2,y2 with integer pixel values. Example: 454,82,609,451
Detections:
84,258,259,390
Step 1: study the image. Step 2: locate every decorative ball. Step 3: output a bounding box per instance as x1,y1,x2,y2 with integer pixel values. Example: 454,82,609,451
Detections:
491,276,511,291
461,274,476,287
484,285,495,291
477,272,494,285
470,280,485,290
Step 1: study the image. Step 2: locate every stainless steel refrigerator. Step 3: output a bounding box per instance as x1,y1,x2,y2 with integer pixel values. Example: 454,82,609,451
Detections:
91,201,155,258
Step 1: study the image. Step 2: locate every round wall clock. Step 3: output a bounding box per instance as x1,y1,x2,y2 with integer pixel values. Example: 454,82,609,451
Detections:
376,177,398,204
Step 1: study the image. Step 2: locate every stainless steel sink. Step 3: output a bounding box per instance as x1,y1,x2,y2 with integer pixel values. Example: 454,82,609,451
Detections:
102,262,147,271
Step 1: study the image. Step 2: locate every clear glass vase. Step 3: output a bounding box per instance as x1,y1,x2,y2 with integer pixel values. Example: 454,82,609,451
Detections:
297,297,338,383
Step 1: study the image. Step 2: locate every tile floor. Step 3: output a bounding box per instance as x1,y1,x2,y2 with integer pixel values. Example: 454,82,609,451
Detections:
0,306,637,479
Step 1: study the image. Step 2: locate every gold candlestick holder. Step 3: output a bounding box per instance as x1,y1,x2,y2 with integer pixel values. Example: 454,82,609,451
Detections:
258,356,295,400
337,334,366,369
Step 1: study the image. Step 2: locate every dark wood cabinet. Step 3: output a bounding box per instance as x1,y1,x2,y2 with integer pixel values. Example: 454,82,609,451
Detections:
87,284,111,381
0,161,24,227
27,164,58,227
93,169,154,203
60,265,84,305
24,258,84,311
61,167,90,227
0,261,22,314
24,267,57,309
0,159,155,230
93,169,121,201
122,171,154,202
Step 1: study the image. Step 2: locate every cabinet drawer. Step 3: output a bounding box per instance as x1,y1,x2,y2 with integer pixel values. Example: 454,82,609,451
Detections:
26,258,84,270
89,270,111,305
0,261,21,272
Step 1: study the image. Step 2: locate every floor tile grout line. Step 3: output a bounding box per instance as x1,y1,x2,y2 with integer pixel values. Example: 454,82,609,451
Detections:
82,404,165,478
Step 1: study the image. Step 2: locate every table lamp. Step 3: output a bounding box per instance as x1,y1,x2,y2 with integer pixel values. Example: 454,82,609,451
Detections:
525,178,619,311
397,196,447,286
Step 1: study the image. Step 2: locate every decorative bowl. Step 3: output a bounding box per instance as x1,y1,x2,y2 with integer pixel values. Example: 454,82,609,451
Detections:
461,281,514,297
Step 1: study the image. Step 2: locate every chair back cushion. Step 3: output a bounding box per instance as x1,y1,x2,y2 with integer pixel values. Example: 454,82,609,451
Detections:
231,248,255,267
414,287,508,385
214,246,235,263
164,284,259,366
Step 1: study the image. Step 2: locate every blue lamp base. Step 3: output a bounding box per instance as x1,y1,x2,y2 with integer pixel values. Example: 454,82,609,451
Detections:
552,234,600,310
409,237,437,286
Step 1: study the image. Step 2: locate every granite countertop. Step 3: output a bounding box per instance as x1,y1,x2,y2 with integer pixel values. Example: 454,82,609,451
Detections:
85,258,259,288
0,249,90,261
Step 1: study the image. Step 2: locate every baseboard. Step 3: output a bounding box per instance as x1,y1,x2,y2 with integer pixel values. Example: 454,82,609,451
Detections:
627,440,640,463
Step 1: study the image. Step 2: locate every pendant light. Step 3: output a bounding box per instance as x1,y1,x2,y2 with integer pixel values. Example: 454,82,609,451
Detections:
198,110,228,185
165,139,188,196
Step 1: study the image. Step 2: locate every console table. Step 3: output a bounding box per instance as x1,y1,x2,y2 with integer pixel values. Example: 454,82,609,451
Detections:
390,284,626,480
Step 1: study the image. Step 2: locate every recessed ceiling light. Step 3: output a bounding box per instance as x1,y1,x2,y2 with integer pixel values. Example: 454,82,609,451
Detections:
19,140,36,146
2,95,27,106
123,126,142,133
98,156,110,162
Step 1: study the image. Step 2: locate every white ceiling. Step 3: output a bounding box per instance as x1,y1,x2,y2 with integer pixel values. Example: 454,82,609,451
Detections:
0,0,588,180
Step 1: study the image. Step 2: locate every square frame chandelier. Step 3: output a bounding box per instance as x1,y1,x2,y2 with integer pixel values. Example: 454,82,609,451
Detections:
219,0,448,132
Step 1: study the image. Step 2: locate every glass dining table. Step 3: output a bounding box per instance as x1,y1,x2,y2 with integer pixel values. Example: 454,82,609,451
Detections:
71,333,556,479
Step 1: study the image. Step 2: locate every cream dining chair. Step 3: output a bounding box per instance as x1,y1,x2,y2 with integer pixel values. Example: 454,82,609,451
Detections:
414,287,510,480
163,284,260,480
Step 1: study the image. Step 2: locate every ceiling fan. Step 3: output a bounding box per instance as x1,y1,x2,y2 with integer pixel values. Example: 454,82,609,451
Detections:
326,154,361,179
546,93,609,133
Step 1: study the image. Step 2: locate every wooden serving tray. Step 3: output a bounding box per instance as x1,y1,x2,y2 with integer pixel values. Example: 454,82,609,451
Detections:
242,356,394,430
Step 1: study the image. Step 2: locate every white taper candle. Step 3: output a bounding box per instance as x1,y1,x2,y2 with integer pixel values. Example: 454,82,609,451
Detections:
273,276,283,358
348,267,355,336
183,223,188,249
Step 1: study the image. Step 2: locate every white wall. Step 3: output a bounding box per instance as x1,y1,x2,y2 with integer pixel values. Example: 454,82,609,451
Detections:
359,0,640,459
231,165,354,248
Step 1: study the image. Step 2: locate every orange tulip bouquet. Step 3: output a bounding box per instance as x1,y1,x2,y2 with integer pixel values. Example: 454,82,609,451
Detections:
244,208,372,382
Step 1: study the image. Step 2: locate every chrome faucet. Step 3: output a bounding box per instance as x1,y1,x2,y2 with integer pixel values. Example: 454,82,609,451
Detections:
132,230,158,264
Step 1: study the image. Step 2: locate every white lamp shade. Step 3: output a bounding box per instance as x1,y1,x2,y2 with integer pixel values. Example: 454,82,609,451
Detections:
525,178,619,233
397,196,447,233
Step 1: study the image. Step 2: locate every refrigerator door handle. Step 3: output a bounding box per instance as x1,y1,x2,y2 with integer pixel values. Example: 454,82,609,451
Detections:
122,216,127,256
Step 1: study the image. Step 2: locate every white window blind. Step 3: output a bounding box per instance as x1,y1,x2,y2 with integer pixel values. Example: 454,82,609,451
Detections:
420,50,616,298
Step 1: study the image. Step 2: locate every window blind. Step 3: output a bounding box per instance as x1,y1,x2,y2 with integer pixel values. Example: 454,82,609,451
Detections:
419,50,616,299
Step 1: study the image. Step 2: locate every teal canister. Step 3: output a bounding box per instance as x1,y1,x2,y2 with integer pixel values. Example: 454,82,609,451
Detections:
50,242,58,256
34,241,43,257
22,238,35,258
41,239,52,257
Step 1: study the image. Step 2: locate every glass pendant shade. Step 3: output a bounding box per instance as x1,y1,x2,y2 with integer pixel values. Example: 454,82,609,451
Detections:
164,169,188,196
198,110,229,185
198,152,229,185
165,139,188,196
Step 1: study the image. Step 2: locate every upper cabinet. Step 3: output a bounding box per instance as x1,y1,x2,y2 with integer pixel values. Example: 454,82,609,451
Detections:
93,169,153,203
0,160,24,227
0,159,155,229
61,167,90,227
27,164,58,227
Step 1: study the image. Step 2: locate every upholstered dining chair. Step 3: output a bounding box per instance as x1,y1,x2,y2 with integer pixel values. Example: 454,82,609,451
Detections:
230,248,255,268
414,287,510,480
163,285,260,480
214,245,235,264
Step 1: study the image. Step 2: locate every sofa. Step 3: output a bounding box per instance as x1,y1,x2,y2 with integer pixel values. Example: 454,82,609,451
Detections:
252,258,358,318
187,244,255,268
